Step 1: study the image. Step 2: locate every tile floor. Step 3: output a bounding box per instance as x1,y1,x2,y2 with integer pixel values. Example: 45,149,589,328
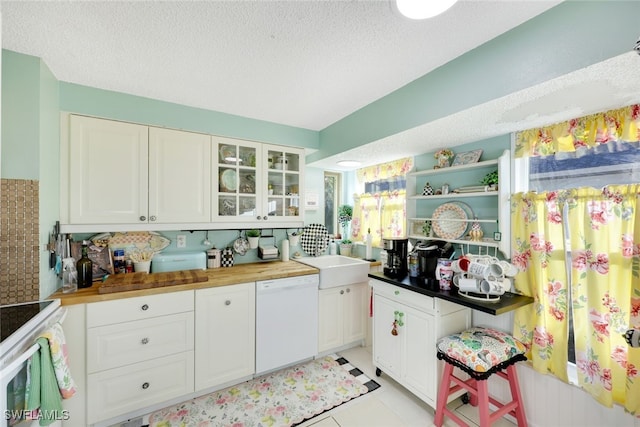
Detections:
298,345,516,427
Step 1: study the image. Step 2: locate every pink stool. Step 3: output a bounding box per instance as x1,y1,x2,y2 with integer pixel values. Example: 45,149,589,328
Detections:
434,327,528,427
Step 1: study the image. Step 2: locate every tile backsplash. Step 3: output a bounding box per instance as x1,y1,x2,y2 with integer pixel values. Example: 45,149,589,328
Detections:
1,178,40,305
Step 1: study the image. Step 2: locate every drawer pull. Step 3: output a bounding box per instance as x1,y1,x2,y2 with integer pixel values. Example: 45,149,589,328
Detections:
139,216,146,221
141,337,149,345
394,290,400,295
141,304,149,311
142,382,150,390
225,300,231,306
340,290,345,295
346,288,351,293
150,215,157,221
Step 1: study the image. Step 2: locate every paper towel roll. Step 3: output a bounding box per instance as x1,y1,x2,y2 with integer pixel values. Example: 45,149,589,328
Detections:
281,239,290,261
365,232,372,260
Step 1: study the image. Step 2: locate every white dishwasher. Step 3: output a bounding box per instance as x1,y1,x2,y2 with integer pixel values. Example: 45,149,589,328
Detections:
256,274,319,374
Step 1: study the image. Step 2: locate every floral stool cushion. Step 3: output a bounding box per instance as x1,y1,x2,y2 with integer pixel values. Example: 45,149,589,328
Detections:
436,327,527,380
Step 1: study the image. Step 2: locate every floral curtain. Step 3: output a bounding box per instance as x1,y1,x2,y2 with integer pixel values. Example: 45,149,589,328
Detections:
511,186,640,414
352,190,406,246
356,157,413,183
566,185,640,413
514,104,640,158
512,191,570,382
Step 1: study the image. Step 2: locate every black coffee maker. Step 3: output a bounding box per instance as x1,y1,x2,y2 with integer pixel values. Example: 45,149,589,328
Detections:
382,238,408,278
415,240,454,288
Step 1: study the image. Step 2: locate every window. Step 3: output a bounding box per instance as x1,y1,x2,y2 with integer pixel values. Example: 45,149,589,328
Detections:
323,172,341,236
511,104,640,409
351,158,413,246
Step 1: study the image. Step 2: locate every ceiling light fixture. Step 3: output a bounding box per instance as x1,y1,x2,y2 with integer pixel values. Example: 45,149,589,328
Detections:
395,0,458,20
337,160,361,168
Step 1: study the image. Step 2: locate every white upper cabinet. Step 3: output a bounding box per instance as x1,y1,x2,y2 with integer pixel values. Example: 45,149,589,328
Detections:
149,127,211,223
62,115,303,231
68,115,149,224
212,136,304,226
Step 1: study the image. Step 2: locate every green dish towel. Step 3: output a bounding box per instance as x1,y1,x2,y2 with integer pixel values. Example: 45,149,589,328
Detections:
26,337,63,426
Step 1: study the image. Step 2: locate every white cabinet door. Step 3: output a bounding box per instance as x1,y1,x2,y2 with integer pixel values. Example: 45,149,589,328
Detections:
318,287,344,352
318,283,367,353
149,127,211,223
372,294,402,378
69,115,148,224
343,283,367,345
402,304,436,404
263,145,304,222
195,283,255,391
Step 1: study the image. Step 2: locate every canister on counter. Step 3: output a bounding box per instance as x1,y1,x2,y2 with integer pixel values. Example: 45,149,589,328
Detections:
207,248,221,269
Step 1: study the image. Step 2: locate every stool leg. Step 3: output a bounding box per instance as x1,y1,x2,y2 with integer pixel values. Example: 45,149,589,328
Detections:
506,365,527,426
434,363,454,427
476,379,491,427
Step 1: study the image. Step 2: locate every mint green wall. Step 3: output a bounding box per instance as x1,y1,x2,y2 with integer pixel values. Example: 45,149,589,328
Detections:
1,50,41,179
38,60,60,299
309,1,640,163
1,50,61,298
60,82,319,149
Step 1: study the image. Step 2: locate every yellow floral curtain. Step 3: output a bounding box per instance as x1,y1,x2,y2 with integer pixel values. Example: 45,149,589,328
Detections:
512,186,640,414
352,190,406,246
512,191,569,382
515,104,640,158
566,185,640,413
356,157,413,183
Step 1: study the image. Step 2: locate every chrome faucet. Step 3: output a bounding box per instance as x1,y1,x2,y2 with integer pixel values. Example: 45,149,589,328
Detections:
313,236,323,257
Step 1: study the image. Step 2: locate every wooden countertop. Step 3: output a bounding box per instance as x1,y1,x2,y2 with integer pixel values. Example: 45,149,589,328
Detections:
369,272,533,316
48,261,319,305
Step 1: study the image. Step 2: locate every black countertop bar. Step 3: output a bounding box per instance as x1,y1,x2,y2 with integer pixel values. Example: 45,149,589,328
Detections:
369,272,533,316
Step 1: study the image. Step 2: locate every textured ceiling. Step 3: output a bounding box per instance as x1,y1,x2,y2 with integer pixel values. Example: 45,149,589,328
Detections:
3,0,639,171
2,0,560,131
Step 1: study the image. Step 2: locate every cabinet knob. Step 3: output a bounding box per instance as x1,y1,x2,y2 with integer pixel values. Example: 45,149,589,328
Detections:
139,216,146,221
141,304,149,311
256,216,262,220
225,300,231,306
150,215,157,222
263,216,268,220
394,290,400,295
340,290,345,295
141,337,149,345
346,288,351,293
142,382,150,390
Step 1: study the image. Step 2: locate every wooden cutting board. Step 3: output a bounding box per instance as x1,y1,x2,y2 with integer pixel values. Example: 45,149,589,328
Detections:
98,269,209,294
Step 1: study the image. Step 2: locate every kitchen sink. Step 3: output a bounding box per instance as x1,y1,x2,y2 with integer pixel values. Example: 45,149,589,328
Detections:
294,255,370,289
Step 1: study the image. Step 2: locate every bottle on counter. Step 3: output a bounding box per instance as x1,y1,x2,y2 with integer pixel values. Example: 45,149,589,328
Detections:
113,249,126,274
77,240,93,288
62,257,78,294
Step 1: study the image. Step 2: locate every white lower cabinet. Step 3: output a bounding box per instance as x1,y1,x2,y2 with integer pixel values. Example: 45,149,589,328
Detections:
85,291,195,425
87,352,194,423
371,278,470,408
195,283,256,391
318,282,367,353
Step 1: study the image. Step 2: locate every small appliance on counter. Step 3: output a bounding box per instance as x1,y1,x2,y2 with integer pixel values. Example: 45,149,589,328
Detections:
382,238,408,279
415,240,454,288
151,251,206,273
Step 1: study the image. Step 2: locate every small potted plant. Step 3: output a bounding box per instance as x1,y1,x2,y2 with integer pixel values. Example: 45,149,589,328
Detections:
480,170,499,190
339,239,353,257
246,229,261,249
338,204,353,239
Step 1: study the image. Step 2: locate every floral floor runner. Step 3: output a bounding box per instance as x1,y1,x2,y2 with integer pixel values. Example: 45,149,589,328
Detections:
148,354,380,427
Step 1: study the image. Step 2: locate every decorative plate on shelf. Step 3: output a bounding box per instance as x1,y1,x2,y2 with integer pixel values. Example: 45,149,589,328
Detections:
432,202,469,240
300,224,330,256
220,169,237,192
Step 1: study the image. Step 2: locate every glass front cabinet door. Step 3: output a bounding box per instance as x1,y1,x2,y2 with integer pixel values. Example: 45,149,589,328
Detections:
212,137,304,225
